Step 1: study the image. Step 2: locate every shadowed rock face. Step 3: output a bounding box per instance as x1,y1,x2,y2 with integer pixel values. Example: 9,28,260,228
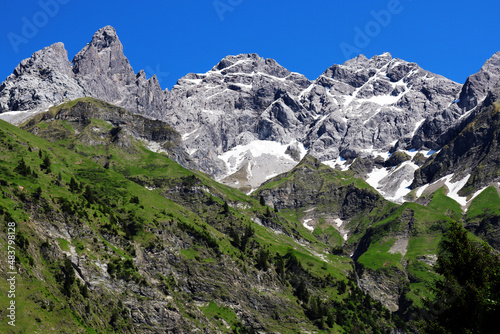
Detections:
458,51,500,111
0,26,166,119
1,25,499,192
411,84,500,194
0,42,85,112
411,52,500,151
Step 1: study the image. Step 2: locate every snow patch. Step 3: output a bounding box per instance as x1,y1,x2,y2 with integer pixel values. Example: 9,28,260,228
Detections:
357,94,400,106
415,184,429,198
366,167,391,189
182,128,198,141
438,174,471,206
323,155,351,171
303,219,314,231
464,186,489,213
411,119,426,137
366,161,418,203
218,140,306,179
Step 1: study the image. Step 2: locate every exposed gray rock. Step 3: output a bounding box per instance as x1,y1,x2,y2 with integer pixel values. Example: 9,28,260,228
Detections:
458,51,500,111
0,26,167,125
0,42,84,114
71,26,168,115
411,84,500,195
411,52,500,151
2,25,500,197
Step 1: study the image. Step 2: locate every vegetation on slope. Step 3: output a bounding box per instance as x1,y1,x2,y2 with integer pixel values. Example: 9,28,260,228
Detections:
0,100,397,333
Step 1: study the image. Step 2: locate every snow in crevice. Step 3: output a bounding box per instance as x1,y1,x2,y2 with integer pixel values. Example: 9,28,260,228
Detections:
411,119,426,137
218,140,307,191
181,128,198,141
442,174,470,206
365,160,419,203
356,94,400,106
464,186,489,213
181,78,203,85
366,167,391,190
415,184,429,198
209,59,252,74
303,218,314,231
218,140,306,177
323,155,352,171
298,84,315,99
424,174,470,206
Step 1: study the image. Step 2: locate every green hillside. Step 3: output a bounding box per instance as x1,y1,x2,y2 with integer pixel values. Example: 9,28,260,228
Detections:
0,97,498,333
0,101,392,333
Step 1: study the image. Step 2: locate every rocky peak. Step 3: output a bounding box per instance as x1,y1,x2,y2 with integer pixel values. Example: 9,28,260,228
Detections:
86,25,120,52
72,26,136,97
458,51,500,111
211,53,291,78
0,25,168,124
0,42,84,114
12,42,72,78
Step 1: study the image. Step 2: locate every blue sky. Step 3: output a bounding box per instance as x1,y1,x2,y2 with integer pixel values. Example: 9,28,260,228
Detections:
1,0,500,90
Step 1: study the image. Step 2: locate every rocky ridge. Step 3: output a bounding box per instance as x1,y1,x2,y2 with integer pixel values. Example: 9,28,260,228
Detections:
2,25,500,202
0,26,166,123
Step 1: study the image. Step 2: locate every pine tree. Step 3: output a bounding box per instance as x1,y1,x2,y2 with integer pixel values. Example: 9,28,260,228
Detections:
265,206,271,217
14,158,31,176
423,220,500,333
295,279,309,303
223,201,229,214
33,186,42,200
41,154,51,170
62,257,75,297
69,177,79,192
259,195,265,206
256,248,269,271
84,186,94,204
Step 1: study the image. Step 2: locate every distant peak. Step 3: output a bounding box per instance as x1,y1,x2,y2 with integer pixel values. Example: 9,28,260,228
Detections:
372,52,392,61
342,52,393,68
87,25,121,52
95,25,118,38
481,51,500,70
209,53,291,78
342,54,369,66
214,53,262,71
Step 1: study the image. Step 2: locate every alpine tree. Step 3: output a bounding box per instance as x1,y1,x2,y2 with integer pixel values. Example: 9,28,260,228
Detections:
422,220,500,333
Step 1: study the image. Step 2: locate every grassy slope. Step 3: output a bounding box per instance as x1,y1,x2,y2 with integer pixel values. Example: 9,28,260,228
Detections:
1,101,393,333
11,96,500,331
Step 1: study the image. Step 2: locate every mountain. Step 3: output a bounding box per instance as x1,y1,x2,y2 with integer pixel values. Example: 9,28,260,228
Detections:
411,83,500,203
0,22,500,330
0,104,401,333
0,26,166,124
0,26,471,199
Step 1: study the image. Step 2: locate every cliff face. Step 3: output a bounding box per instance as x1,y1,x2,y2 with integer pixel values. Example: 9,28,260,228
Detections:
0,113,397,333
412,86,500,195
0,26,166,122
1,26,484,194
23,97,190,167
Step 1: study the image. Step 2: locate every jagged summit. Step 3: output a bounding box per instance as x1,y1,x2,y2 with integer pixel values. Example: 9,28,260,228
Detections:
458,51,500,111
210,53,292,79
340,52,392,69
0,41,84,116
77,25,121,54
2,25,500,200
0,25,167,122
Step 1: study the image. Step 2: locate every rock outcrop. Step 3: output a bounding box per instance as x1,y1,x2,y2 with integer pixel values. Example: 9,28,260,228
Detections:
1,25,500,196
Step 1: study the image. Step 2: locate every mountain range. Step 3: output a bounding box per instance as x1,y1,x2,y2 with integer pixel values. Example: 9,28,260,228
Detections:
0,25,499,333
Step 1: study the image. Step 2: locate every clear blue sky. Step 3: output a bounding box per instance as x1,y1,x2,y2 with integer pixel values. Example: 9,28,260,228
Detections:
1,0,500,90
